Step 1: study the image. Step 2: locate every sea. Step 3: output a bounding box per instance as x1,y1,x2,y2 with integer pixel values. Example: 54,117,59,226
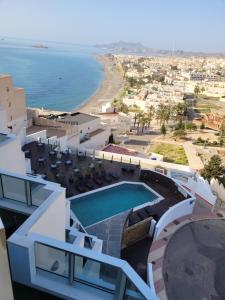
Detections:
0,38,104,111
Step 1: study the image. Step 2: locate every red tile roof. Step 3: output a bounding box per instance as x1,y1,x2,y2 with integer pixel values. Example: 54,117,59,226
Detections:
103,144,138,157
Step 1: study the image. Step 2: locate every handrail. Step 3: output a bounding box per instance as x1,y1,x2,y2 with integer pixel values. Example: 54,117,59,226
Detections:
30,233,157,300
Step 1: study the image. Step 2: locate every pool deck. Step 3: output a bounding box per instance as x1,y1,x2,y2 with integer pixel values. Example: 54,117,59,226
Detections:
86,210,131,258
23,141,142,197
23,141,189,284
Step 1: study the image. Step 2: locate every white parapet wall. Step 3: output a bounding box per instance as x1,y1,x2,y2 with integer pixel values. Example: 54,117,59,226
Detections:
184,176,217,206
154,197,196,240
0,219,14,300
0,134,27,175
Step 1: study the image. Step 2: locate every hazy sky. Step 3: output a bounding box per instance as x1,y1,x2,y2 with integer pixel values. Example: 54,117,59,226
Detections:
0,0,225,52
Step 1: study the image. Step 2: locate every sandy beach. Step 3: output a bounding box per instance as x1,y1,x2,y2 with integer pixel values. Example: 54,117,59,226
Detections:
74,55,124,114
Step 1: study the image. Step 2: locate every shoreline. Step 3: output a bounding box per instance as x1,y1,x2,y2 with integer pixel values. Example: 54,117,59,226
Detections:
26,54,125,116
73,54,124,114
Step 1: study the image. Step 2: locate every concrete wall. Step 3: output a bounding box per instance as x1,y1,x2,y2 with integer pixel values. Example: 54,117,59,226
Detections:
28,191,66,242
80,127,110,150
0,107,8,133
78,118,101,140
210,178,225,208
154,198,195,239
0,75,26,138
0,135,26,174
184,176,217,206
26,130,47,142
0,219,14,300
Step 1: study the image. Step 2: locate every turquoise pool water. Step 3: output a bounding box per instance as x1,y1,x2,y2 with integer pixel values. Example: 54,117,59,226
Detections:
70,183,158,227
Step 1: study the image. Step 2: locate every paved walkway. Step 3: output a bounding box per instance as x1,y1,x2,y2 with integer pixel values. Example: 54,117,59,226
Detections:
148,198,220,300
183,141,204,171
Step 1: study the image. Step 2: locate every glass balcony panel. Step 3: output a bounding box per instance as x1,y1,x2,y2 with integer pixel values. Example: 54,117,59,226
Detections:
74,255,118,292
124,276,147,300
35,243,69,278
30,181,52,206
1,175,26,203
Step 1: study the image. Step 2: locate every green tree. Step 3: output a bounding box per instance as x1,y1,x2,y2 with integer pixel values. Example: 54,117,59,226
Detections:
173,129,187,139
200,122,205,130
136,112,144,129
202,155,224,182
140,116,148,133
146,105,155,128
160,124,167,136
156,104,168,125
133,113,138,127
194,85,200,95
108,133,115,144
185,122,197,131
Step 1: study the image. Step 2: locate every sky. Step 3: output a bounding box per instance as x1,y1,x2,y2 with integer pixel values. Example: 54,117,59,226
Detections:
0,0,225,53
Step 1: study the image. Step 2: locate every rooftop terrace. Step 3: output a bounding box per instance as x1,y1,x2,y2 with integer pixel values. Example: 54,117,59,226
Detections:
22,141,191,283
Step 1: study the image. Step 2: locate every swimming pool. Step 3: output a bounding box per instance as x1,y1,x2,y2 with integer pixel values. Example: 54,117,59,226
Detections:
70,182,162,227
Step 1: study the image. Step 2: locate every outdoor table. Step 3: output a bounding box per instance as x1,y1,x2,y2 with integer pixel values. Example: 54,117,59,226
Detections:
49,151,56,156
51,164,57,169
56,160,62,165
37,142,44,147
65,160,72,165
74,168,80,173
38,157,45,162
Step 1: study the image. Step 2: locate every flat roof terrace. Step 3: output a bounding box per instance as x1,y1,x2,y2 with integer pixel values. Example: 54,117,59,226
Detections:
26,125,66,138
163,219,225,300
57,112,99,125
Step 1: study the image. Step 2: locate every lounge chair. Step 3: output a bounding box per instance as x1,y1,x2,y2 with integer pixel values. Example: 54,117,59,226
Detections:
109,172,120,180
94,177,103,186
75,180,86,193
85,180,94,189
104,174,112,183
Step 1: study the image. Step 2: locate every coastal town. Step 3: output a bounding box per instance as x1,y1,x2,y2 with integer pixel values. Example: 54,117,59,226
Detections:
1,51,225,300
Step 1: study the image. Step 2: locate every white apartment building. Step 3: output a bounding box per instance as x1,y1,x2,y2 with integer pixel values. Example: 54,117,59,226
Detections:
0,75,27,142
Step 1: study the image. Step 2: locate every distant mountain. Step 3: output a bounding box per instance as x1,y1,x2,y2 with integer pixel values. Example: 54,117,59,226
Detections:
95,41,225,57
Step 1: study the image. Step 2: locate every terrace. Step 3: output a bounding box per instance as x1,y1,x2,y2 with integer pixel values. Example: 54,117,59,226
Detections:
22,141,192,283
0,170,156,300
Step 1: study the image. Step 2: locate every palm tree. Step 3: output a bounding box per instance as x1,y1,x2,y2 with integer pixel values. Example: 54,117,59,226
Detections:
133,113,138,127
140,116,148,133
146,105,155,128
136,112,144,129
156,103,167,126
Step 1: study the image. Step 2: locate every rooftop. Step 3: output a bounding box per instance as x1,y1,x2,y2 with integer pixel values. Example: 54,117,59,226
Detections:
103,144,139,157
163,219,225,300
58,112,99,125
26,125,66,138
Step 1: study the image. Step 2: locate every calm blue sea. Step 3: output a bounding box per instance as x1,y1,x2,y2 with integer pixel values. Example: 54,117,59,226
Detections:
0,38,104,111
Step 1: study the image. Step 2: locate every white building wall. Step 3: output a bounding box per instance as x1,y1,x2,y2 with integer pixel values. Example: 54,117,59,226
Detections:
28,192,66,242
154,197,195,239
0,135,27,174
81,127,110,150
0,219,14,300
78,118,100,140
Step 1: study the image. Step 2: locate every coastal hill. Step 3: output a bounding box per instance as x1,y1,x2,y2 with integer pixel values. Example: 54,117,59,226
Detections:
95,41,225,57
